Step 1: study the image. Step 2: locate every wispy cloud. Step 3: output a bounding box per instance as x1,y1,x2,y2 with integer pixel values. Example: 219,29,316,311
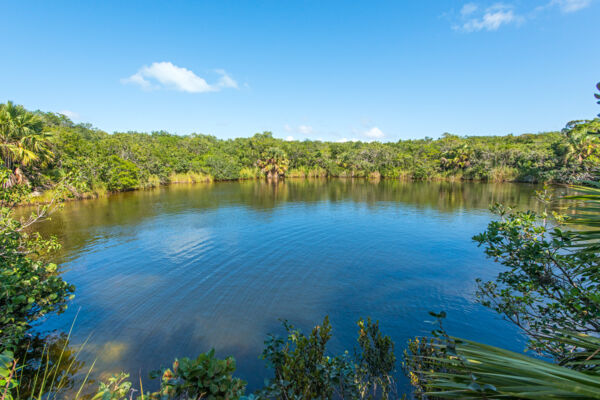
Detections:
461,3,479,16
548,0,591,12
453,0,592,32
364,127,385,139
285,135,295,141
122,62,238,93
457,3,520,32
337,138,360,143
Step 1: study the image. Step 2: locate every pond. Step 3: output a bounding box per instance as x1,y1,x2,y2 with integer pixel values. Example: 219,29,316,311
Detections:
34,179,548,392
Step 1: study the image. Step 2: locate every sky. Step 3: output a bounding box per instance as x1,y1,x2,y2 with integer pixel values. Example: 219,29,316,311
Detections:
0,0,598,142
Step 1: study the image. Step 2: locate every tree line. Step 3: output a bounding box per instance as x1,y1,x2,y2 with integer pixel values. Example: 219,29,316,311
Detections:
1,101,599,201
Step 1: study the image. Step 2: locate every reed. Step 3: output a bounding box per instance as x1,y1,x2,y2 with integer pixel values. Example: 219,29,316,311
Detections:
238,167,260,180
168,172,213,184
489,166,519,182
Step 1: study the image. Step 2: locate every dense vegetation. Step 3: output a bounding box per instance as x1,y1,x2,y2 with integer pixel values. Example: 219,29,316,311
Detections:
0,84,599,399
1,101,599,204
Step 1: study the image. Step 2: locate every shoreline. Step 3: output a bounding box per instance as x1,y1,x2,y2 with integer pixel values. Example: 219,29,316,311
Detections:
19,175,551,207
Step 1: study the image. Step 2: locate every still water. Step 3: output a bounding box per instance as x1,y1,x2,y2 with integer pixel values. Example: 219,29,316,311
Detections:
35,179,547,392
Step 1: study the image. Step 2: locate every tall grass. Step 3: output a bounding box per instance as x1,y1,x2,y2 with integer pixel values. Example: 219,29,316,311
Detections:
239,167,260,180
287,167,328,178
139,175,162,189
489,166,519,182
168,172,212,184
3,313,97,400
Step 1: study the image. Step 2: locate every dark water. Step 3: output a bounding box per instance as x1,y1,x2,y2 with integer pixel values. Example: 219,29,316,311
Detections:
33,179,549,392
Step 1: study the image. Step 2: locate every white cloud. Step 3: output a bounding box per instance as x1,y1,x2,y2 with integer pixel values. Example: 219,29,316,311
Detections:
337,138,360,143
59,110,79,120
461,5,517,32
122,62,238,93
454,0,590,32
364,127,385,139
549,0,591,12
214,69,238,89
298,125,313,134
461,3,478,15
285,135,295,141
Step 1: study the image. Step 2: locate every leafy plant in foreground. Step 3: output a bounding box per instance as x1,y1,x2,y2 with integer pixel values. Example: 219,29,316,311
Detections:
354,318,396,399
0,169,74,349
407,330,600,399
259,316,355,399
148,350,246,400
259,316,397,400
472,203,600,359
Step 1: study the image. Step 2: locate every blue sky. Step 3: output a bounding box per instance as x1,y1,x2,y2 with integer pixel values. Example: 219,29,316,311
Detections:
1,0,598,142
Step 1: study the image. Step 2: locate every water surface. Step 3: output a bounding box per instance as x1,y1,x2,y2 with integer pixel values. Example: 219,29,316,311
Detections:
35,179,547,391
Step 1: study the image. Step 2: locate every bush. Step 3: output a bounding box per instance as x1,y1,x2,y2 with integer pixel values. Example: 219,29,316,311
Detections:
105,156,140,192
203,154,240,180
147,350,246,400
0,170,75,349
473,203,600,358
258,316,397,400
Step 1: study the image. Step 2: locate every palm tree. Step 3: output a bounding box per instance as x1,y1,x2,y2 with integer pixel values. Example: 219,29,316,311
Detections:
0,101,53,187
256,147,289,179
559,120,599,166
440,144,472,170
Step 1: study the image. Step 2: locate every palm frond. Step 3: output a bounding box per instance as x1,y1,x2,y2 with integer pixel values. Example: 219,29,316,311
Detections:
413,334,600,399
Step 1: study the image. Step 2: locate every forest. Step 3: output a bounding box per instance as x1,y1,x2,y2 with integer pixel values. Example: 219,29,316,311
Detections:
1,101,599,202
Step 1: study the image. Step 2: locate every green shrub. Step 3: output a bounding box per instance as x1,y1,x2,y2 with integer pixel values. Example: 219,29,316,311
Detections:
259,316,397,400
0,170,75,349
203,154,240,180
473,204,600,358
105,156,140,192
148,350,246,400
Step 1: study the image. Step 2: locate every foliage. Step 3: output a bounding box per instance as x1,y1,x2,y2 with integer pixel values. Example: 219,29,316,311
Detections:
0,102,53,188
2,102,599,200
405,328,600,399
563,183,600,251
472,203,600,359
402,335,444,400
402,88,600,397
554,119,600,167
1,351,18,400
92,373,132,400
147,350,246,400
354,318,396,399
259,316,355,399
0,169,74,349
104,155,140,192
258,316,397,400
0,327,93,400
257,147,289,179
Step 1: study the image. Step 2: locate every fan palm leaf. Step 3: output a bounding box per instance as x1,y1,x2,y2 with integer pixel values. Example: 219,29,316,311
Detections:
412,333,600,399
563,184,600,250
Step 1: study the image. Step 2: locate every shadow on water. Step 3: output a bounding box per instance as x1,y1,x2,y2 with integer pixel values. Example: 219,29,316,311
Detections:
24,179,570,393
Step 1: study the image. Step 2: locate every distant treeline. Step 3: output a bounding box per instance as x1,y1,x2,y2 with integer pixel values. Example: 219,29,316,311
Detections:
2,101,599,198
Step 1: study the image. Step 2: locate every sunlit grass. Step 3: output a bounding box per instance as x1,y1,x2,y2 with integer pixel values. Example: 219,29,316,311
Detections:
168,172,213,184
